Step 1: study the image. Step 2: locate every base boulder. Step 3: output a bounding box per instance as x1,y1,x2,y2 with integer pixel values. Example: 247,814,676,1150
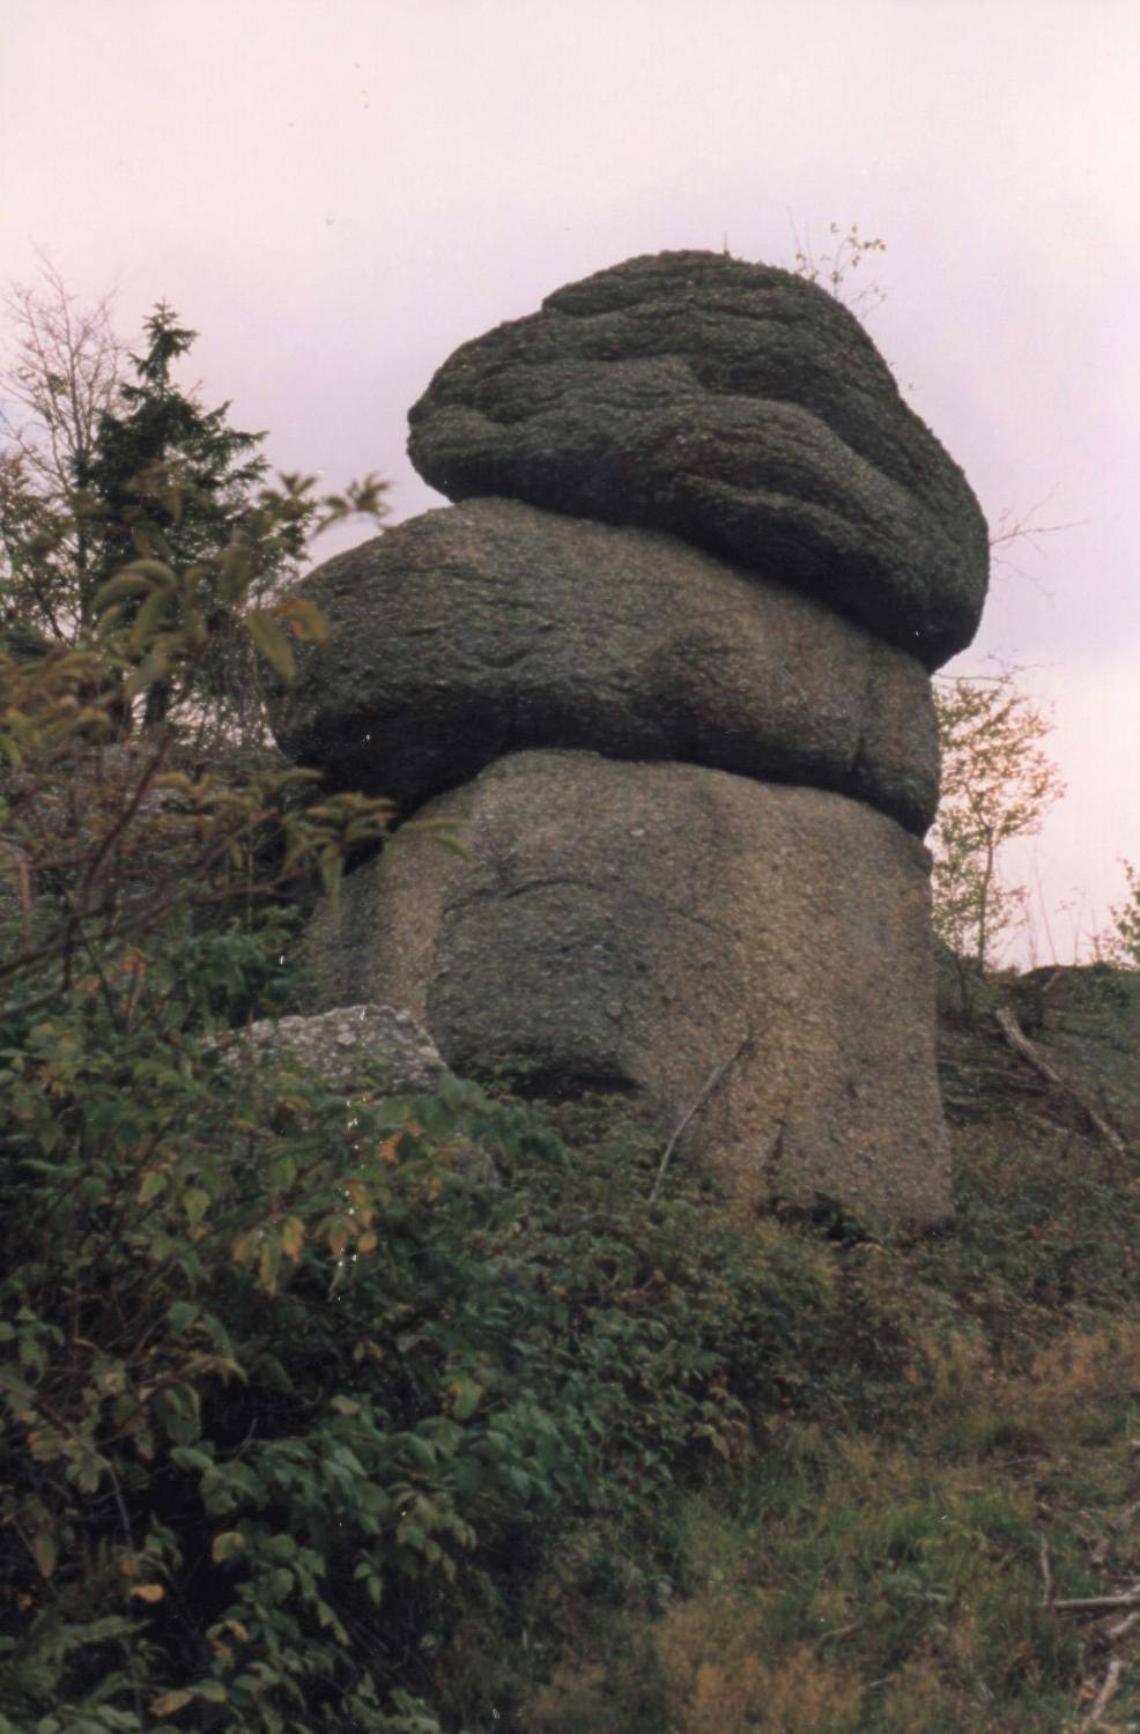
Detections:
307,750,950,1226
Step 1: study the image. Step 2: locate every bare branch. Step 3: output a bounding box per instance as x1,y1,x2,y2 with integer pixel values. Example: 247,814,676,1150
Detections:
1038,1531,1053,1603
649,1034,755,1203
994,1005,1132,1167
1077,1658,1124,1731
1047,1590,1140,1613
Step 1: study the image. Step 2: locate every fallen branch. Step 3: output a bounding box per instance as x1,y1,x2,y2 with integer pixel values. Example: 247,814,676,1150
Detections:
994,1006,1131,1167
1078,1657,1124,1731
1046,1589,1140,1613
649,1033,755,1204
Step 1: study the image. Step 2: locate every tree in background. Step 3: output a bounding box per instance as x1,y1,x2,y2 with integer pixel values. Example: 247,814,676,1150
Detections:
86,307,268,588
0,262,124,643
83,303,284,730
930,669,1066,1013
1106,862,1140,967
2,278,388,743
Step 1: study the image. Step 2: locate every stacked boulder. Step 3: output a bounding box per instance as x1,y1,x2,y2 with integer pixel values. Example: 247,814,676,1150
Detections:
269,252,989,1226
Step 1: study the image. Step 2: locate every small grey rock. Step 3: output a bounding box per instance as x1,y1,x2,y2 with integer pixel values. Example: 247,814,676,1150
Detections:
226,1003,451,1095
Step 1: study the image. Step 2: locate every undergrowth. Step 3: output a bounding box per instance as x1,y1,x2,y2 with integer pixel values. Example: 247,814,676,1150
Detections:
514,1085,1140,1733
3,937,1140,1730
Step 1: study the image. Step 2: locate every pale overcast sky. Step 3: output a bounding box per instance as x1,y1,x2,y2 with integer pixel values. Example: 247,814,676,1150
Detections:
2,0,1138,964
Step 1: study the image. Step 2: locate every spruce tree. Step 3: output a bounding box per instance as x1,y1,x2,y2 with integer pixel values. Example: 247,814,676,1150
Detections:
84,304,289,727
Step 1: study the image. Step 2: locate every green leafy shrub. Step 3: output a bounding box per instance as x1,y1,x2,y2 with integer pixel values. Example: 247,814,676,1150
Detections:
1,931,880,1730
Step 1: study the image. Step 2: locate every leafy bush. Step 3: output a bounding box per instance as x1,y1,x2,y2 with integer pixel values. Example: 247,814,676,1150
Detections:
0,922,888,1730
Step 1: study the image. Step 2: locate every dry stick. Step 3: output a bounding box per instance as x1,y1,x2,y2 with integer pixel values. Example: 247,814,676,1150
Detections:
813,1619,864,1648
1078,1658,1124,1732
1107,1610,1140,1642
993,1006,1132,1167
1038,1532,1053,1604
649,1034,755,1204
1046,1590,1140,1613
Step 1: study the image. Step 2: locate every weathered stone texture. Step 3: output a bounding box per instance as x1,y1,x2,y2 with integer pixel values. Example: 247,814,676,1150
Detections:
306,751,950,1227
272,249,988,1226
407,251,989,667
219,1003,450,1094
269,497,939,835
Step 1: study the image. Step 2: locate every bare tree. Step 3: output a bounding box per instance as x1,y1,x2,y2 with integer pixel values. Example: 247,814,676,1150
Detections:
0,258,125,641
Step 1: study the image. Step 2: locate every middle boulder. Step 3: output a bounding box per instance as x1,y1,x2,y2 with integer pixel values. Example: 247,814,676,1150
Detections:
268,495,939,836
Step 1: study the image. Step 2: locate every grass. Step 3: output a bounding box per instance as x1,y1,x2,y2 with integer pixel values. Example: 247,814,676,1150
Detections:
442,997,1140,1732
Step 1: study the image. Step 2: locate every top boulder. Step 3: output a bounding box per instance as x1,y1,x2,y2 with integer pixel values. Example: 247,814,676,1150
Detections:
408,251,988,668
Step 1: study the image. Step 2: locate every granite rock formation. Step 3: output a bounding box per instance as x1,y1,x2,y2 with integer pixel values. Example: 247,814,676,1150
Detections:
407,251,989,668
271,251,990,1226
304,753,950,1225
269,496,940,835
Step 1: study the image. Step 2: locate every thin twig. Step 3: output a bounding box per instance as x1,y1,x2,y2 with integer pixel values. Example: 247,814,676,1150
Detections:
1038,1532,1053,1603
103,1460,148,1733
1046,1590,1140,1613
1106,1610,1140,1642
77,734,172,908
989,516,1086,550
649,1034,755,1204
1078,1658,1124,1731
813,1618,864,1648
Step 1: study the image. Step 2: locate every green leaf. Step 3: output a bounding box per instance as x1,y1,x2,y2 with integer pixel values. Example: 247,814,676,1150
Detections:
211,1530,247,1564
217,540,253,602
151,1690,194,1716
183,1187,210,1226
124,644,170,698
129,585,176,650
404,1435,438,1470
450,1377,484,1421
170,1446,214,1472
31,1529,57,1579
265,1567,294,1602
138,1170,167,1205
192,1680,227,1704
121,557,176,584
91,572,154,612
245,610,295,682
154,1383,201,1448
